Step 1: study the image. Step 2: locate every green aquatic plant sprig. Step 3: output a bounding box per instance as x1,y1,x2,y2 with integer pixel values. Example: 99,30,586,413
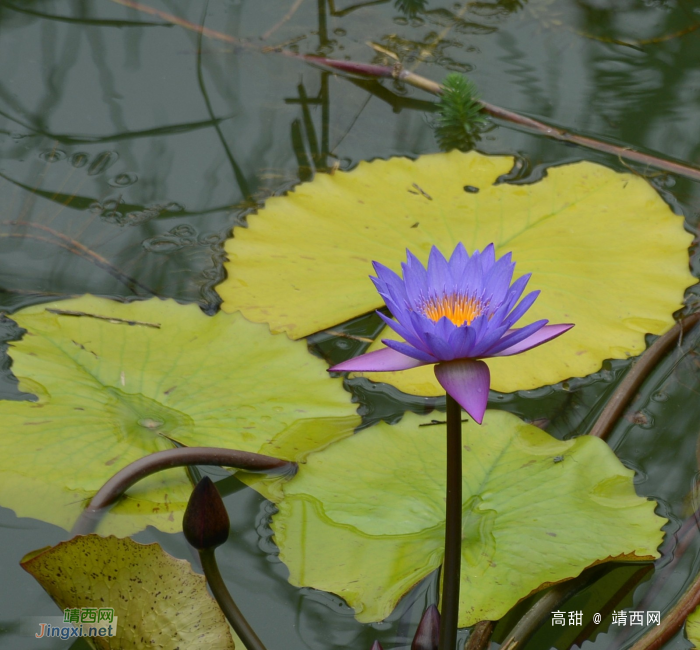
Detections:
434,73,488,151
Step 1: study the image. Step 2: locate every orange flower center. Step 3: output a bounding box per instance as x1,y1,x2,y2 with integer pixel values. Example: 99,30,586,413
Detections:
421,293,484,326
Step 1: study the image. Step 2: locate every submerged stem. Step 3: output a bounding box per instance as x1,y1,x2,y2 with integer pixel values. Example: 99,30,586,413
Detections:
439,394,463,650
588,312,700,440
200,548,269,650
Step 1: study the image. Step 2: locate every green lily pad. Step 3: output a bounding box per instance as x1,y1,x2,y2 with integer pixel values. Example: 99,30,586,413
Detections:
218,151,694,393
272,410,665,626
21,534,234,649
0,296,359,535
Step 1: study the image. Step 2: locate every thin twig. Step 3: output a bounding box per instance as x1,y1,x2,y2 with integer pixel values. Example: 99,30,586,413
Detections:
302,56,700,183
588,313,700,439
261,0,305,40
71,447,296,535
45,309,160,328
7,220,156,296
106,0,700,184
109,0,244,46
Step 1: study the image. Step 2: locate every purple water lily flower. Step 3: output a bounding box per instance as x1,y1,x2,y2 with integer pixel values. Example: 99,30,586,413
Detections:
329,243,573,424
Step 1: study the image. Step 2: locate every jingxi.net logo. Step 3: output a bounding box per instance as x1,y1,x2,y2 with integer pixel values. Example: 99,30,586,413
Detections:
24,607,118,640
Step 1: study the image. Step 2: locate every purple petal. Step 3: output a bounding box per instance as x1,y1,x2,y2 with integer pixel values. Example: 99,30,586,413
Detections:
376,311,431,354
412,604,440,650
402,251,429,308
373,279,410,320
446,325,477,359
484,319,548,356
447,243,469,288
329,347,431,372
434,359,490,424
500,273,531,313
463,249,484,297
492,323,574,357
482,257,515,306
468,320,512,358
371,261,404,293
383,338,438,363
425,327,457,361
427,246,451,294
502,290,540,329
478,243,496,272
448,242,469,272
466,311,491,347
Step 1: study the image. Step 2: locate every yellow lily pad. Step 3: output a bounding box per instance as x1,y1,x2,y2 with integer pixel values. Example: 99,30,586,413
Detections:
218,151,694,393
0,296,359,535
272,410,665,626
687,604,700,648
21,535,234,649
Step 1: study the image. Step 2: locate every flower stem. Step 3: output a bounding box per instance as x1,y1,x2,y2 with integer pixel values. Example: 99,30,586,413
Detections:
439,393,463,650
199,548,269,650
71,447,296,536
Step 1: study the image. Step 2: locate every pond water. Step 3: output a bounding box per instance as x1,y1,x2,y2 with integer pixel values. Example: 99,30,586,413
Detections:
1,1,700,649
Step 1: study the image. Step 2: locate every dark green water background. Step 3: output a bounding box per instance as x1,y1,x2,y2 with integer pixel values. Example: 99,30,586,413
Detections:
1,1,700,648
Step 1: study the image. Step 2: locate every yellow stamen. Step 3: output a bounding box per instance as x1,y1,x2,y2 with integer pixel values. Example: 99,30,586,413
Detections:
421,294,484,326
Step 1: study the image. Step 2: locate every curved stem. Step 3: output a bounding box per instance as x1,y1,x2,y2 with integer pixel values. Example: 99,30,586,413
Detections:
501,569,604,650
464,621,495,650
628,566,700,650
200,548,269,650
588,313,700,439
486,314,700,648
439,394,463,650
71,447,296,536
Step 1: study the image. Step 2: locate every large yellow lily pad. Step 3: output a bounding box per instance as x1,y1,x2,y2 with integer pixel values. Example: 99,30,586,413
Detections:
272,410,665,626
218,151,694,393
0,296,359,535
21,535,234,649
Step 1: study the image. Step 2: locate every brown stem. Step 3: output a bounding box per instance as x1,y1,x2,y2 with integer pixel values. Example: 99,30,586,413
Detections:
569,564,654,649
109,0,243,46
608,501,700,650
464,621,495,650
260,0,305,41
500,571,602,650
200,548,270,650
107,0,700,184
588,313,700,440
302,56,700,183
627,567,700,650
71,447,296,536
479,101,700,182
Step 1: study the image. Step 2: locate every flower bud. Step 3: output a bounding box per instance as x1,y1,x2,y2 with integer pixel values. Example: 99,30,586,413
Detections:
183,477,230,550
411,604,440,650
